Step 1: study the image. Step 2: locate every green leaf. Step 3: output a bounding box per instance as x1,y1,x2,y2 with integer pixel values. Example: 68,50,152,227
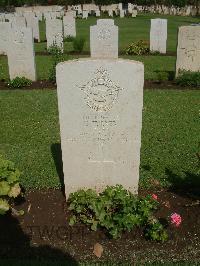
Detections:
0,198,10,215
0,181,10,196
69,215,76,226
7,169,20,184
91,221,98,231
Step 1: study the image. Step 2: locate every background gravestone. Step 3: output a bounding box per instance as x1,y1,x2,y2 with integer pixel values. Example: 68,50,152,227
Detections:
11,16,26,28
46,18,63,51
26,16,40,42
90,19,118,59
0,22,12,55
7,27,36,81
56,58,144,198
63,13,76,38
176,25,200,75
150,18,167,54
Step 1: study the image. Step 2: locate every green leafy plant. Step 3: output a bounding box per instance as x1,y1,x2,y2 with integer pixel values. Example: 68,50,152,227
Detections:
72,37,85,53
145,218,168,242
155,71,169,82
176,71,200,88
125,40,149,55
8,77,32,89
48,44,64,83
0,155,23,215
68,185,168,241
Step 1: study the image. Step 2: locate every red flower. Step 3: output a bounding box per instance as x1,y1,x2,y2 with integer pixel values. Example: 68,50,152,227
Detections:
170,213,182,227
152,194,158,200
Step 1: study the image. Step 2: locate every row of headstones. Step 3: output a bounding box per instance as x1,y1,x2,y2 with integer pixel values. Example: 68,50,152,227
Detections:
136,4,198,16
91,19,200,76
68,3,198,17
69,4,137,18
0,18,199,82
0,11,76,54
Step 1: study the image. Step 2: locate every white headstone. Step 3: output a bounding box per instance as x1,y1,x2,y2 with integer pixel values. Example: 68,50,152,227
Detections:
26,16,40,42
7,27,36,81
56,58,144,198
0,22,11,55
44,12,51,20
35,11,43,21
63,13,76,38
150,18,167,54
82,10,88,19
132,10,137,17
11,16,26,28
120,10,125,18
95,10,100,17
0,14,5,22
118,3,123,10
176,26,200,75
108,10,113,17
4,13,15,22
90,19,118,59
46,18,63,51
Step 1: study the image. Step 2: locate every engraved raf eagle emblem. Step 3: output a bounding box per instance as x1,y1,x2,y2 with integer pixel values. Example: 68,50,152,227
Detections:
78,67,123,112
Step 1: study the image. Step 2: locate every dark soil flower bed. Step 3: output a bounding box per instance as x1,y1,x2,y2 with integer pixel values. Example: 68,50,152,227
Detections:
0,188,199,264
0,80,198,91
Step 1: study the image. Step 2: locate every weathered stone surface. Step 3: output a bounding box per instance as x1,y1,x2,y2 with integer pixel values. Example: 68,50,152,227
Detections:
56,58,144,198
7,27,36,81
176,26,200,75
0,14,5,22
90,19,118,59
108,10,113,17
11,16,26,28
82,10,88,19
95,10,100,17
26,15,40,42
46,18,63,50
0,22,12,55
63,13,76,37
120,10,125,17
132,10,137,17
150,18,167,53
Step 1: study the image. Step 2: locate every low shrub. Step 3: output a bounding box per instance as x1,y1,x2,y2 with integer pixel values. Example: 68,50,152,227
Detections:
72,37,85,53
0,155,23,215
176,71,200,88
125,40,149,55
155,71,169,82
8,77,32,89
68,185,168,241
48,45,64,83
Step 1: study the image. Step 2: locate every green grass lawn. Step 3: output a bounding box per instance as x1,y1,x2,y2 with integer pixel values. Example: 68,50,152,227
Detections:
0,89,199,189
0,55,176,81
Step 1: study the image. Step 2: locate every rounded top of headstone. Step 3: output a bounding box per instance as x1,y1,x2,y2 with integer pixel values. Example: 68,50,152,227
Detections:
97,19,114,26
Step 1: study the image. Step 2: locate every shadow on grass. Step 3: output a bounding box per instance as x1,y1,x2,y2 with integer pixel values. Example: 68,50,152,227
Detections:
0,214,78,266
165,168,200,199
51,143,65,196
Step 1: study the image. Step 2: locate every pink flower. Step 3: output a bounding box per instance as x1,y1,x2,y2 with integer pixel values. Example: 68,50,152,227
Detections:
152,194,158,200
170,213,182,227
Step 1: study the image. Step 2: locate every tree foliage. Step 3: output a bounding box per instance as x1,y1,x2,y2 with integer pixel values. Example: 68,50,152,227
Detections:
0,0,198,7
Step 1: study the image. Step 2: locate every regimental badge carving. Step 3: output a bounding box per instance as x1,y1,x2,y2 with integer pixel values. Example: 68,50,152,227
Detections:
14,30,25,44
78,67,123,112
98,29,111,40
